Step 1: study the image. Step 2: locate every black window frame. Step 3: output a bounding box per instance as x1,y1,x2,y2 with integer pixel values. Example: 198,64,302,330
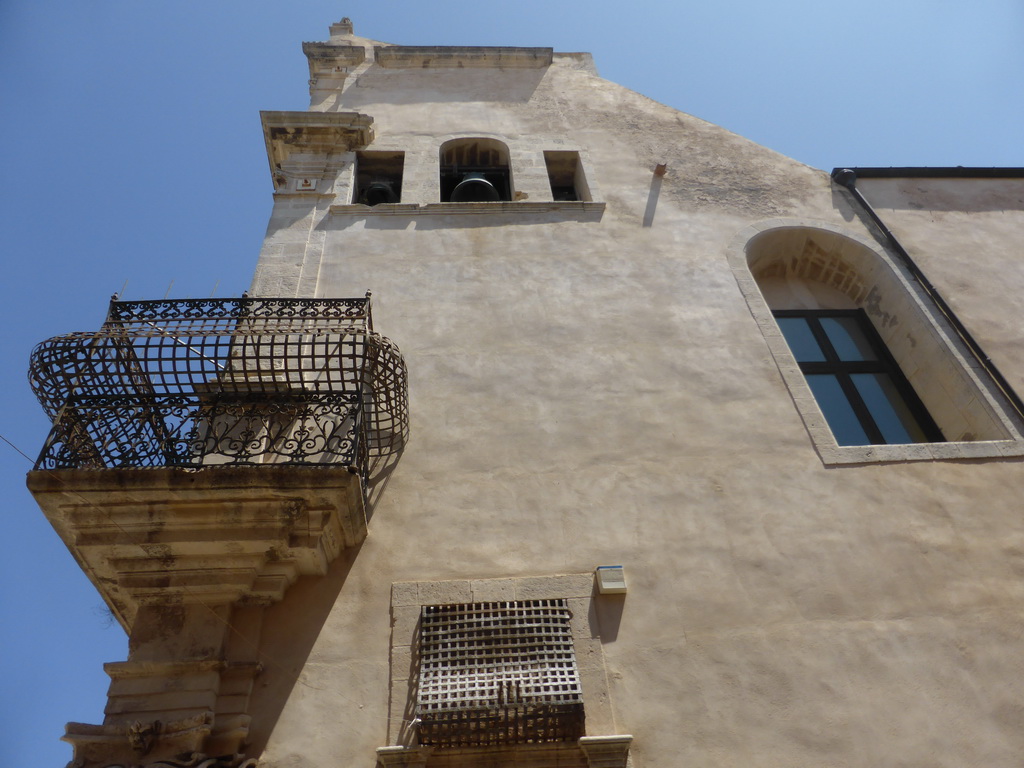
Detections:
773,309,944,445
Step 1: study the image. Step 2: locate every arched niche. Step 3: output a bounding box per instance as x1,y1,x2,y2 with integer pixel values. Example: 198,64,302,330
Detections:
439,137,512,202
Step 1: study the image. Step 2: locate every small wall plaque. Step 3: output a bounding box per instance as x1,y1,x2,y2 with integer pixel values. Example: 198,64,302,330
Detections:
596,565,627,594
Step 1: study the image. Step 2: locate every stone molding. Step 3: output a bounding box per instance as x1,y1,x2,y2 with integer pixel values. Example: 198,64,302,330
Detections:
26,465,365,628
374,46,553,69
387,574,618,746
376,737,632,768
377,745,433,768
328,201,606,217
578,736,633,768
302,42,366,67
261,111,373,182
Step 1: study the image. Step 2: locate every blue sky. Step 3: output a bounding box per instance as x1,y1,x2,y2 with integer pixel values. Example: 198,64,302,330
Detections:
1,2,1021,763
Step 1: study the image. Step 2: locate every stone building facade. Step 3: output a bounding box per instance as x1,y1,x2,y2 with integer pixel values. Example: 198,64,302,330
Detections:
28,17,1024,768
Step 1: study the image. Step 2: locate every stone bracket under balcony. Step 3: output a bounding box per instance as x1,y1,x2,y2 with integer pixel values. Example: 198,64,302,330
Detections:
62,658,263,768
26,465,365,630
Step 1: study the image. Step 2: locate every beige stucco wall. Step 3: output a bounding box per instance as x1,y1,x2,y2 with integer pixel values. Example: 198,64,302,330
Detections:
855,176,1024,392
247,31,1024,768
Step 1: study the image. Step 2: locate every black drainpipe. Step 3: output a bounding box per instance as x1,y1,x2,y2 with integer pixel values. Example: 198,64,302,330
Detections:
831,167,1024,424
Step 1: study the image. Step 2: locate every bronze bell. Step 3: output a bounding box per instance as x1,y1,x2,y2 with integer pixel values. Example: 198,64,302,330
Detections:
363,180,399,206
450,172,500,203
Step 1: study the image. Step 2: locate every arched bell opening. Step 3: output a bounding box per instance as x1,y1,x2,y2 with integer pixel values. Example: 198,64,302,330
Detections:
439,138,512,202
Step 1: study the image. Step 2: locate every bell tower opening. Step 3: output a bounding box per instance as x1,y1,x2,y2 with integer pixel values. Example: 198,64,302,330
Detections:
354,151,405,205
439,137,511,202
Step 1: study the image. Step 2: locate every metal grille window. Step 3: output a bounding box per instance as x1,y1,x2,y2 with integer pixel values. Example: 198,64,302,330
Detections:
417,600,584,748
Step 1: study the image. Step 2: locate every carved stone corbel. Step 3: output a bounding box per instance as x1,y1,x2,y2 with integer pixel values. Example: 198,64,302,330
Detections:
126,720,160,754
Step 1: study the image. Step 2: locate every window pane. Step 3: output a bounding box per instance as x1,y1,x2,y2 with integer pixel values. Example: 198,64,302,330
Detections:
806,374,870,445
851,373,928,444
778,317,825,362
820,316,878,361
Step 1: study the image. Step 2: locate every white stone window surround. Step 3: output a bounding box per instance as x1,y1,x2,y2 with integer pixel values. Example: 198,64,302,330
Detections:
382,574,630,768
416,599,583,747
728,219,1024,465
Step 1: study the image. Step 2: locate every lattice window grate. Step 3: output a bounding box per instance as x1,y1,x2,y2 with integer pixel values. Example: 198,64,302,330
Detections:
417,599,584,747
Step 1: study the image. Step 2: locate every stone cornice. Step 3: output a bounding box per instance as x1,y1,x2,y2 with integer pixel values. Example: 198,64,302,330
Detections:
329,201,605,217
374,46,553,69
260,110,374,180
302,42,366,66
302,42,366,93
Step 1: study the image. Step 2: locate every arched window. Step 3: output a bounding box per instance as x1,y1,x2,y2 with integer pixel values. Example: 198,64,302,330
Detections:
439,138,512,202
771,309,941,445
732,223,1019,460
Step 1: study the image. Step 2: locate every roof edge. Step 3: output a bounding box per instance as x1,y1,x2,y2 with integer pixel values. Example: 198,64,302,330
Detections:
834,167,1024,179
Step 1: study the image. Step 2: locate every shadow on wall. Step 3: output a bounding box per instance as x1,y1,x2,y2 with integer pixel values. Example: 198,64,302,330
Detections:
243,540,365,757
238,443,405,752
831,184,859,223
593,593,625,643
410,208,605,230
642,172,663,228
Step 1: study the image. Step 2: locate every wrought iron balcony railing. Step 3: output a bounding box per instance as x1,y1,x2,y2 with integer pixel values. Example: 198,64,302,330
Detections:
29,296,408,472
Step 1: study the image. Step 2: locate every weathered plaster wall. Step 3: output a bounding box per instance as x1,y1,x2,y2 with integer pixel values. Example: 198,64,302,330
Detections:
248,32,1024,768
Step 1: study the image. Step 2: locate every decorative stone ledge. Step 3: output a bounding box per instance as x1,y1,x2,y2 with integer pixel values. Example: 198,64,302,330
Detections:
579,736,633,768
378,745,433,768
374,46,553,69
376,737,631,768
302,42,366,67
329,201,605,217
330,203,423,215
